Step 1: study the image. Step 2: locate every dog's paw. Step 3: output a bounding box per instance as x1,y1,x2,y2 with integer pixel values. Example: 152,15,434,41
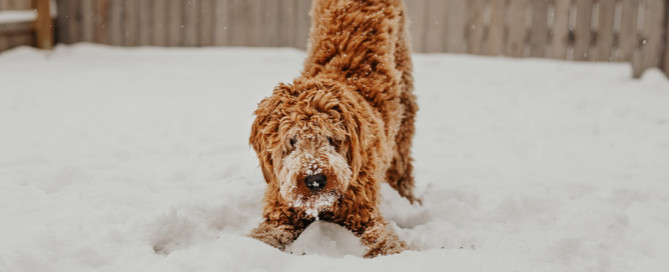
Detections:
248,222,302,251
363,237,408,258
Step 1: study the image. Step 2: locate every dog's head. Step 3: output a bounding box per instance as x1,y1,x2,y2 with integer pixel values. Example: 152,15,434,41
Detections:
250,79,375,217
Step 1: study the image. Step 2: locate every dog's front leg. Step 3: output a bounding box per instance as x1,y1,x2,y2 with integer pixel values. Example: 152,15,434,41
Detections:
352,219,408,258
248,219,308,251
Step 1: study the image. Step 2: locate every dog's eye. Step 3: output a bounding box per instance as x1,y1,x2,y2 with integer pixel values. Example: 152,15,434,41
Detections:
289,137,297,147
327,137,335,146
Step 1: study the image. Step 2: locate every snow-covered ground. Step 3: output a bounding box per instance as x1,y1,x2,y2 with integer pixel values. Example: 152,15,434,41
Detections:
1,44,668,272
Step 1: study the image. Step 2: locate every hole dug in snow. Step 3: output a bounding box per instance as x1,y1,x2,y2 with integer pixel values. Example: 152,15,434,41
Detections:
148,204,250,255
149,210,207,255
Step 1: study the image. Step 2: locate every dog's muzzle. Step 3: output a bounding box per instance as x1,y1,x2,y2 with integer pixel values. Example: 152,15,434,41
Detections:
304,173,327,192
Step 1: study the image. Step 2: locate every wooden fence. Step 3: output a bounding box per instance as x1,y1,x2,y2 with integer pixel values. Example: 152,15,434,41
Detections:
0,0,54,51
0,0,34,51
405,0,668,78
2,0,667,78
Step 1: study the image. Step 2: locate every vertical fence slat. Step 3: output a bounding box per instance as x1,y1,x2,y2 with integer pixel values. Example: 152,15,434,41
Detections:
68,0,82,45
200,0,215,46
124,0,138,46
467,0,486,55
256,0,267,46
618,0,639,62
446,0,467,53
664,0,669,77
529,0,549,57
506,0,528,57
95,0,109,44
487,0,506,56
260,0,272,46
594,0,615,61
228,0,244,46
243,0,254,46
0,0,8,51
245,0,263,46
0,36,6,53
425,0,446,53
405,0,426,52
295,0,311,50
55,0,69,44
35,0,53,49
153,0,167,46
81,0,94,43
551,0,571,59
183,0,199,46
167,0,183,46
214,0,230,46
108,0,124,46
264,0,281,46
633,0,666,78
277,0,294,47
138,0,153,46
573,0,593,60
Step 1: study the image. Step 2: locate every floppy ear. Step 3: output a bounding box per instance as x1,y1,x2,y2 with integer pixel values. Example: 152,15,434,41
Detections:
338,91,379,183
250,84,293,184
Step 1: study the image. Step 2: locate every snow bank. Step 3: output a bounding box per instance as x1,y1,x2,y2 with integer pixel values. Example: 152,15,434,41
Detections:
0,44,667,272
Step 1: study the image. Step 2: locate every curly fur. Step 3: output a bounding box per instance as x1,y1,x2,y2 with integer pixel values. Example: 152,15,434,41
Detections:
248,0,418,257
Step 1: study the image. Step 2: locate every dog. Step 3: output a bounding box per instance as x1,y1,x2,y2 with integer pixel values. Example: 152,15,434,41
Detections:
248,0,418,257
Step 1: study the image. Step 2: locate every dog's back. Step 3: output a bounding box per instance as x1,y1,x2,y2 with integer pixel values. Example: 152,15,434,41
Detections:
302,0,412,107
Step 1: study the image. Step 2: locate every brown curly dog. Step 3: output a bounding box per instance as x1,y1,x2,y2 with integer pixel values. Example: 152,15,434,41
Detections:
248,0,418,257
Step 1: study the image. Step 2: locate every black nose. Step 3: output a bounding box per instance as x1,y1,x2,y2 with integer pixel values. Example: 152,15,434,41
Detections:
304,173,327,192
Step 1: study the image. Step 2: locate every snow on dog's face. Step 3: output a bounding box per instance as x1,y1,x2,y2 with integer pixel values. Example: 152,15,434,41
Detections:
250,79,369,218
277,129,351,217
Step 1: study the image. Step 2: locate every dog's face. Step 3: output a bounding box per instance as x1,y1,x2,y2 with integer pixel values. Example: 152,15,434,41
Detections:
277,125,351,217
251,80,371,217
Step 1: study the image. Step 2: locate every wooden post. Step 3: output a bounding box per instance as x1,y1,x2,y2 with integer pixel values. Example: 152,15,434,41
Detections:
406,0,427,52
153,0,168,46
663,0,669,77
446,0,467,53
633,0,666,78
506,0,528,57
81,0,94,43
424,0,446,53
34,0,53,49
618,0,639,62
593,0,615,61
486,0,506,56
550,0,571,59
295,0,311,50
467,0,486,55
214,0,231,46
529,0,549,58
573,0,593,61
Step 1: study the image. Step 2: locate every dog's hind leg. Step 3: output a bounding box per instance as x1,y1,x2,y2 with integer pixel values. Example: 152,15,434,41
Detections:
385,92,419,204
385,6,420,204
